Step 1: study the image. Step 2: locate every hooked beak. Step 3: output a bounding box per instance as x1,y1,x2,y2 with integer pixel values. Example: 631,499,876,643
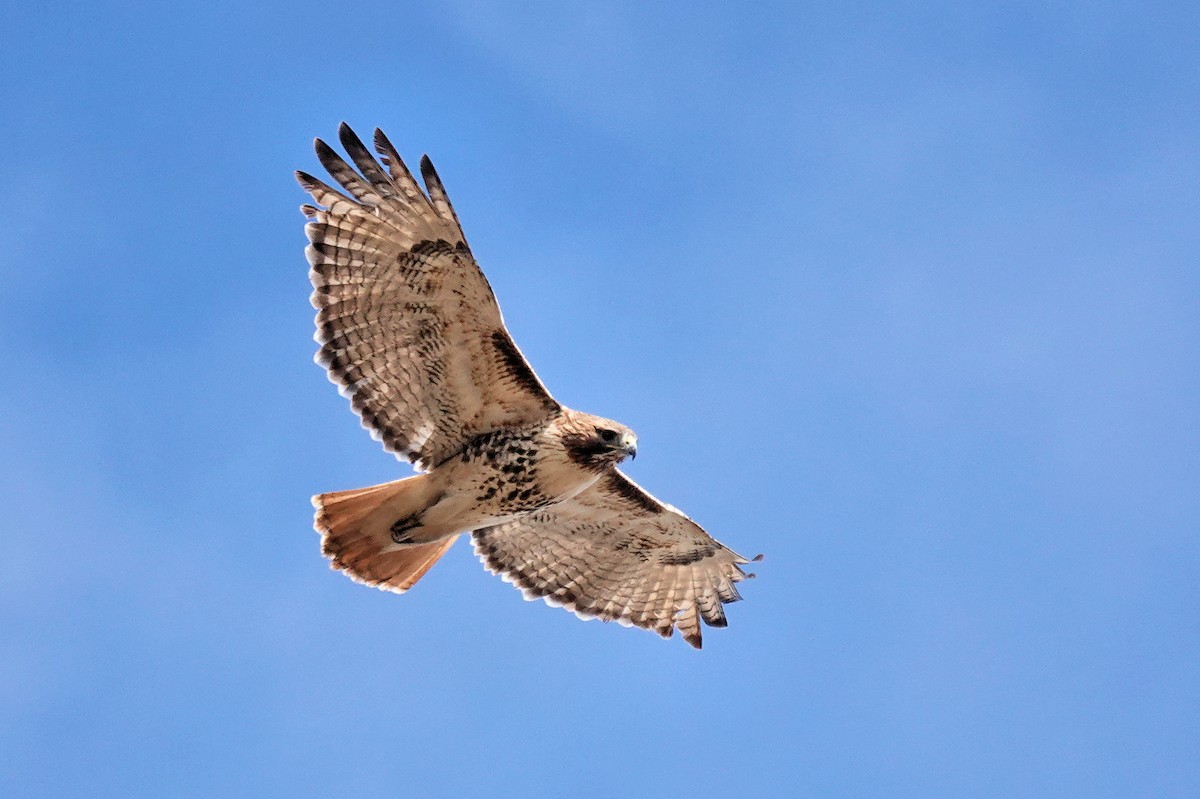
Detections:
621,433,638,460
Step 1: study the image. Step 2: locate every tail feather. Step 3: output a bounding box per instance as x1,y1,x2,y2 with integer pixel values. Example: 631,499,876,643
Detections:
313,476,457,593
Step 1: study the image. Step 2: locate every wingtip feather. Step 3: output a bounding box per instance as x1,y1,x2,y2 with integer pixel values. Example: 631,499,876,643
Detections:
373,127,396,156
337,122,367,156
313,137,336,160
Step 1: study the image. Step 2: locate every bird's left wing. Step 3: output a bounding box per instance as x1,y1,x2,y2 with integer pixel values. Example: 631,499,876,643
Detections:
298,124,560,471
473,471,758,648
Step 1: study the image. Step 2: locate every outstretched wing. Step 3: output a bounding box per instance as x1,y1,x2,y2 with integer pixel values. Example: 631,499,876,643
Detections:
473,471,758,648
298,123,560,470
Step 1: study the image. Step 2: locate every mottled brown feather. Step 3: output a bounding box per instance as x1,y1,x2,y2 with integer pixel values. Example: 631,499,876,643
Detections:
299,124,560,469
473,471,754,649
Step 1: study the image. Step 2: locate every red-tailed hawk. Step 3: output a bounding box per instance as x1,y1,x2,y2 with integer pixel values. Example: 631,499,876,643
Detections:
298,123,758,648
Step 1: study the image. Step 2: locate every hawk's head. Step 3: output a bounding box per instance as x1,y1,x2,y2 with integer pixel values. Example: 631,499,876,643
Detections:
559,411,638,470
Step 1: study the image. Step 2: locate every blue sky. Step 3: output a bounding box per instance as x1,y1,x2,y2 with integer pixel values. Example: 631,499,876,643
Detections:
2,1,1198,796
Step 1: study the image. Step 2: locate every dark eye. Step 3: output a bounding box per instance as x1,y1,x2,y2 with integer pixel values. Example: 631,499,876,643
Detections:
597,428,618,443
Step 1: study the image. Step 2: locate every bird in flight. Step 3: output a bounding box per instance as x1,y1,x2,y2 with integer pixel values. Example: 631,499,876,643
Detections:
297,123,757,647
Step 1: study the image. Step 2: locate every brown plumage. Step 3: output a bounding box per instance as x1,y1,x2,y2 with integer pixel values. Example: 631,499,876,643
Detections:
300,123,757,648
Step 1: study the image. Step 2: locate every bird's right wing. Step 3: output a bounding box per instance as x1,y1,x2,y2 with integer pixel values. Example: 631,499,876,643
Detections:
473,471,758,648
298,124,560,470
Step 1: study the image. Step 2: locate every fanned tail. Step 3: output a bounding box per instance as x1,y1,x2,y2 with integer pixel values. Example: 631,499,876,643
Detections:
313,476,457,593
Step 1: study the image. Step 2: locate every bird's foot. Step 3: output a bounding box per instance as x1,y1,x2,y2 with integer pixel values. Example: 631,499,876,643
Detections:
390,516,422,545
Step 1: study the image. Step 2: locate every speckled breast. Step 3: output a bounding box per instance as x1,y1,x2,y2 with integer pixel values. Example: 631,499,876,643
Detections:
455,428,557,515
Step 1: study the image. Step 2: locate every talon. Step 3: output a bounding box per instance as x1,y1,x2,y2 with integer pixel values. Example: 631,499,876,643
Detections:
390,516,420,544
